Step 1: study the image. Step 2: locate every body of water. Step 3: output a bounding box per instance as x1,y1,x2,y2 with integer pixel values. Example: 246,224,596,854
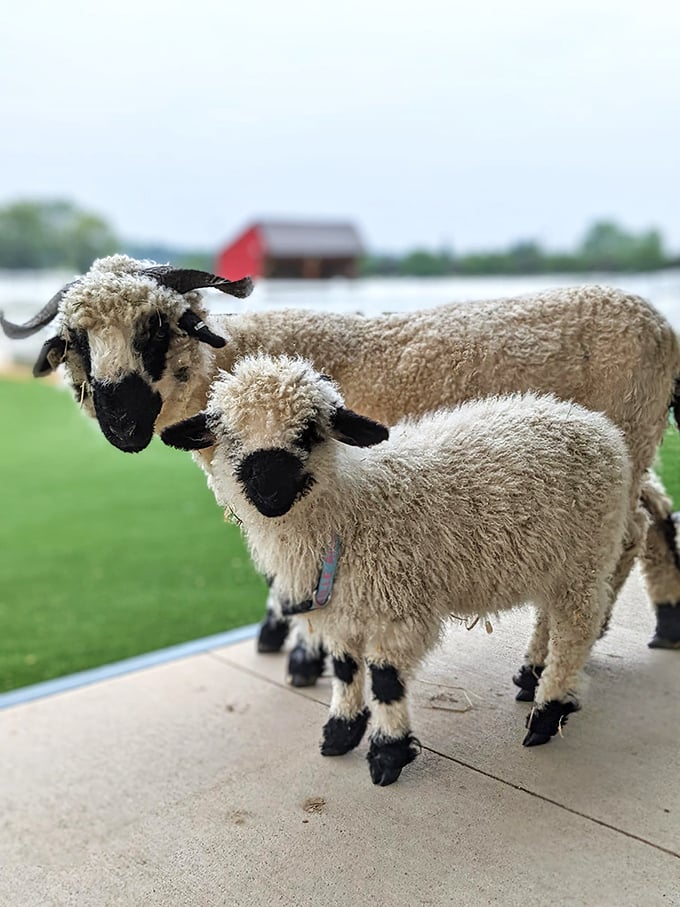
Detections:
1,269,679,366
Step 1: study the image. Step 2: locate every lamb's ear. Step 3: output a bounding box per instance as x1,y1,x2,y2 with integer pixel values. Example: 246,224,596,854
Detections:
161,413,216,450
330,407,389,447
32,336,67,377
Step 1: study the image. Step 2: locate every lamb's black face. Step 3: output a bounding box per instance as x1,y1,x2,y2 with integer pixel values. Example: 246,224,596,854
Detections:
236,448,315,517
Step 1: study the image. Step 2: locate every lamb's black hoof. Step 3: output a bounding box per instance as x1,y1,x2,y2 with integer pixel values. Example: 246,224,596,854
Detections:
522,700,578,747
257,611,290,653
512,664,543,702
367,734,420,786
648,603,680,650
522,731,553,747
321,708,370,756
287,643,326,687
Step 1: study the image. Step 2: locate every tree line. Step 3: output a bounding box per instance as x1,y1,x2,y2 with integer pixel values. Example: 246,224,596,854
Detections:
362,222,676,276
0,199,676,276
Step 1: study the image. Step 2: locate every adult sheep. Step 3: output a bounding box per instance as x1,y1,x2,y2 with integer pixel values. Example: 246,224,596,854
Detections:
161,355,637,786
2,254,679,680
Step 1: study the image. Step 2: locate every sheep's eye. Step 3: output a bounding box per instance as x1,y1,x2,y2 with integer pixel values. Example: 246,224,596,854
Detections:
135,315,164,348
295,422,321,452
134,313,172,380
68,328,92,378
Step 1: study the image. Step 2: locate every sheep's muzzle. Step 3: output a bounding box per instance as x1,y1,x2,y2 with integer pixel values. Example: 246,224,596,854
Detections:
92,374,162,453
237,449,312,517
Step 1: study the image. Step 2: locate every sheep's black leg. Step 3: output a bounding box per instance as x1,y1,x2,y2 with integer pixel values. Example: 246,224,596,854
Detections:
514,608,549,700
648,512,680,649
257,608,290,653
287,635,327,687
321,653,368,756
523,591,600,747
649,603,680,650
639,506,680,649
366,662,419,786
512,664,544,702
256,578,290,653
523,700,579,747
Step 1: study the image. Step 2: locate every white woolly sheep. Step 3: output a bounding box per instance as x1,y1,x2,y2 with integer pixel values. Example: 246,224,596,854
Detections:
162,355,637,786
2,254,680,685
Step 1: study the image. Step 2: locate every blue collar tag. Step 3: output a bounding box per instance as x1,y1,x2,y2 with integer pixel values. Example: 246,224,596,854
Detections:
279,537,341,617
313,535,341,608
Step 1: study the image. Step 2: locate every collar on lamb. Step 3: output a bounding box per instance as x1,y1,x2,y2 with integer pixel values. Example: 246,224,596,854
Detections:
281,536,341,616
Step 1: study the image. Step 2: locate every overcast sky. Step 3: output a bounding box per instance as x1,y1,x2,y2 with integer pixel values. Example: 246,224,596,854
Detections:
2,0,679,254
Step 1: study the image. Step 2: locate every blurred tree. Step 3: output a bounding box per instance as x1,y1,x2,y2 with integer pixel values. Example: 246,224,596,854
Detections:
578,220,665,271
399,248,455,276
0,199,119,270
507,240,544,273
359,254,401,276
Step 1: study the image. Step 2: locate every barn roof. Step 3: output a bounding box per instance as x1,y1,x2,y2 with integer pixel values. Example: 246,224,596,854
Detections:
255,221,363,257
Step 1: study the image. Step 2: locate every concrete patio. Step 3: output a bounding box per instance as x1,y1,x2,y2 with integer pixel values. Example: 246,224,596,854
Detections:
1,567,678,906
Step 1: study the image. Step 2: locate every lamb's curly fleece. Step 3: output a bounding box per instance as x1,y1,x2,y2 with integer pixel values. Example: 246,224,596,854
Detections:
200,356,636,744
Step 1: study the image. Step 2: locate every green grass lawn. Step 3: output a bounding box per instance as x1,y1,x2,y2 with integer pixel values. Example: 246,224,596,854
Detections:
0,378,266,693
657,423,680,505
1,377,678,694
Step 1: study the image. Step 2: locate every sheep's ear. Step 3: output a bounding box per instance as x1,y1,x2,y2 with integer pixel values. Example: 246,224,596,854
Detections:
32,336,67,377
161,413,216,450
330,407,389,447
178,309,227,348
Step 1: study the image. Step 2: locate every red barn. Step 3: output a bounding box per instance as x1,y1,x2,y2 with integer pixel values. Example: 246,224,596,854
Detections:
216,220,363,280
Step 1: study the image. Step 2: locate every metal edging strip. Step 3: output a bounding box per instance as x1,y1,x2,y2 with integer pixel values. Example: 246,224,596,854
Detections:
0,623,260,710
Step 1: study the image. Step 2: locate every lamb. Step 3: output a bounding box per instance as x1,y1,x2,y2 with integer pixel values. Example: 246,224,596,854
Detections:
161,355,637,786
2,254,680,684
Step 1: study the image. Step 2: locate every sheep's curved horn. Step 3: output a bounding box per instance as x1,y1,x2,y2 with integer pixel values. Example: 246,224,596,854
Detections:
0,280,80,339
141,267,254,299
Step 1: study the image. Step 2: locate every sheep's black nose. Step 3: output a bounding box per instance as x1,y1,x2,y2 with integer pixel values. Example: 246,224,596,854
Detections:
92,374,162,453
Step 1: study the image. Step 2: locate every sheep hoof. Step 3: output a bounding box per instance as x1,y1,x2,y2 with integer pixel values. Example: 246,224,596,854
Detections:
648,603,680,649
512,664,543,702
321,708,370,756
287,644,326,687
522,731,553,747
522,700,578,747
367,734,420,786
257,613,289,653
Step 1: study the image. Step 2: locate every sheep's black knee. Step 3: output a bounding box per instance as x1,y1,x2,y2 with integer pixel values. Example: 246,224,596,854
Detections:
661,512,680,572
522,700,579,747
648,603,680,650
321,707,370,756
257,609,290,653
367,734,420,786
333,654,358,684
512,664,544,702
369,664,405,704
287,643,326,687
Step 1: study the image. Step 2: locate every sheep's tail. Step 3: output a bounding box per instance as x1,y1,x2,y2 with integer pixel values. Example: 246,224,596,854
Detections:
674,377,680,432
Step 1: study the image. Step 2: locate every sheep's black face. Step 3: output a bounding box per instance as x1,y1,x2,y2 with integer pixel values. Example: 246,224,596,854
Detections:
236,449,314,518
133,313,172,382
71,314,172,453
92,374,162,453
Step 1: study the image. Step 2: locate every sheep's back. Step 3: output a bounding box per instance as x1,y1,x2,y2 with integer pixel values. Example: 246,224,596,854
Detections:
214,286,678,481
